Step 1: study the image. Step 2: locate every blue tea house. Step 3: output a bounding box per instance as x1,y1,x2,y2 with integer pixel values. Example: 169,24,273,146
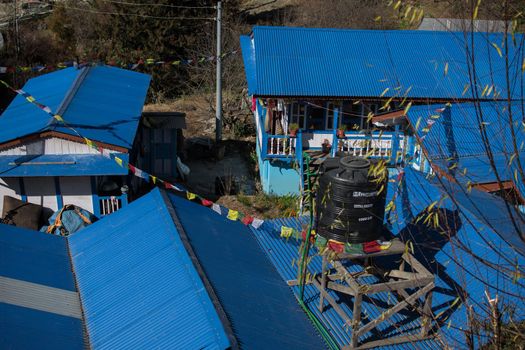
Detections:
240,26,522,195
0,65,150,217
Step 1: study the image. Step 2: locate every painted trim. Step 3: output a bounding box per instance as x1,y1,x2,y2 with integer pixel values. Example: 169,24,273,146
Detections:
0,131,129,153
90,177,101,218
54,176,63,209
19,177,27,202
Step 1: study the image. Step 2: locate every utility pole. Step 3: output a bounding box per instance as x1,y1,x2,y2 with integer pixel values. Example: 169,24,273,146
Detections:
215,0,222,143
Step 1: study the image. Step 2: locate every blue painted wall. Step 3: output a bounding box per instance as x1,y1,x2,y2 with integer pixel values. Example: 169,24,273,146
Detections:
257,142,301,195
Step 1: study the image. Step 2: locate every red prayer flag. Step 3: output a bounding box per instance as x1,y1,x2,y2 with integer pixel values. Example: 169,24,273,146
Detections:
201,199,213,207
164,182,173,189
328,240,344,254
242,216,254,225
128,164,136,174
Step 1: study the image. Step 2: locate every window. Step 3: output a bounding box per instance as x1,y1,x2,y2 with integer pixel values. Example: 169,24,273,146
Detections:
325,102,342,130
290,103,307,129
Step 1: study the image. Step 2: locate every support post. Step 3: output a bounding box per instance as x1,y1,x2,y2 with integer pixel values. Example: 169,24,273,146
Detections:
331,107,339,157
215,0,222,143
390,124,400,165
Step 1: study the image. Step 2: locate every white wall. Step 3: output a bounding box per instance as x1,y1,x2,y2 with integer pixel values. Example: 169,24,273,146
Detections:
0,137,117,156
60,177,94,213
0,178,21,216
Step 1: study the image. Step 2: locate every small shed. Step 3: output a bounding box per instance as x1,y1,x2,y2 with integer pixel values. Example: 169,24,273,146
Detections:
0,65,150,219
133,111,186,180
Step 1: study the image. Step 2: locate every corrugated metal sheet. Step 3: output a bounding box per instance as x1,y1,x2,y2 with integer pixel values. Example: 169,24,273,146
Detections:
168,192,328,350
408,102,525,185
0,153,129,177
0,224,84,350
68,188,230,350
0,303,84,350
387,168,525,347
249,217,440,349
241,26,522,99
0,223,76,291
0,66,150,149
249,168,525,349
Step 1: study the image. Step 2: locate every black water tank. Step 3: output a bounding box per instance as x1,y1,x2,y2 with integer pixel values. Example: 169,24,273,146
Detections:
316,156,387,244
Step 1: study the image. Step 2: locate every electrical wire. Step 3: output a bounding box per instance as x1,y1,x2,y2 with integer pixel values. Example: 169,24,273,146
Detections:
98,0,216,9
61,5,215,20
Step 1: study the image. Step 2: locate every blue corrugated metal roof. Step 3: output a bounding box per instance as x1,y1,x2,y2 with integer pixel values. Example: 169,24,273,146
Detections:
241,26,522,99
250,168,525,348
0,65,150,149
250,217,440,349
0,303,84,350
0,153,129,177
0,223,76,291
68,188,230,350
408,102,525,185
387,168,525,347
0,224,84,350
168,192,328,350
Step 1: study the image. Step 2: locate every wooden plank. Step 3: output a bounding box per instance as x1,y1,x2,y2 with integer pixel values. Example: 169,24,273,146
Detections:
312,277,353,327
327,281,357,296
319,254,328,312
402,253,433,277
351,293,363,348
386,269,421,280
343,333,435,349
358,276,433,294
332,260,360,294
356,282,435,337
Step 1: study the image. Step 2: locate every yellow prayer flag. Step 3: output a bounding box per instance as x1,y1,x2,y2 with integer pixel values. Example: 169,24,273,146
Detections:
84,138,94,148
187,192,196,200
26,96,35,103
227,209,239,221
114,156,123,167
54,114,64,122
151,176,157,184
280,226,293,238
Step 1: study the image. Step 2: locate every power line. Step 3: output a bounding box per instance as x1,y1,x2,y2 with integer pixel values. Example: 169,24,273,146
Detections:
62,5,215,20
98,0,216,10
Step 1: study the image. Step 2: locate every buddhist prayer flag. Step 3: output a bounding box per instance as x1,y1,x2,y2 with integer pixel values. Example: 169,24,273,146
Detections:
242,215,254,225
201,199,213,207
227,209,239,221
151,175,157,184
114,156,123,167
187,192,196,200
128,164,136,174
54,114,64,122
280,226,294,238
251,218,264,229
212,203,222,215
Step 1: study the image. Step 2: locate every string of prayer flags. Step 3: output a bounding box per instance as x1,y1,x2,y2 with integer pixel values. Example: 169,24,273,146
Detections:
0,50,239,75
1,78,269,232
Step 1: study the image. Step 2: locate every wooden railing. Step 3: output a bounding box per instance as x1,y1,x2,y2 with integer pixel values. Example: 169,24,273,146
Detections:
339,134,404,158
98,196,123,216
266,135,297,157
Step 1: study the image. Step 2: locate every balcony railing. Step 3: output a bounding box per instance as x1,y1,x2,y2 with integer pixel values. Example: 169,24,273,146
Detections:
98,195,123,216
267,135,297,157
339,134,404,158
